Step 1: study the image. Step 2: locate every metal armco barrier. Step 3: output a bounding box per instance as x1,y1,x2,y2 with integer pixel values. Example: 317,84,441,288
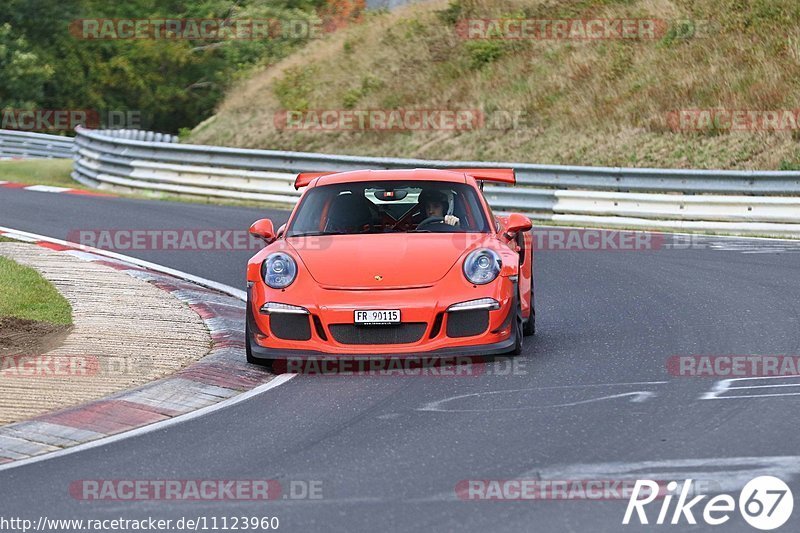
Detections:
0,130,74,159
0,129,178,159
30,126,800,238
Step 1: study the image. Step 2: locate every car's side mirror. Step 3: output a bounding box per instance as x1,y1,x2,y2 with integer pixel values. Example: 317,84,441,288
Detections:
504,213,532,236
249,218,275,243
276,223,286,238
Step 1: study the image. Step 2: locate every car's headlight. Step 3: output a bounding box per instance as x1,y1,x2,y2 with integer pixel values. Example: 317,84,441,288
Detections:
463,249,501,285
261,252,297,289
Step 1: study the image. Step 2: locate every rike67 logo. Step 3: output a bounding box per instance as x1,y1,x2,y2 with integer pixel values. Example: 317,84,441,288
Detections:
624,476,793,530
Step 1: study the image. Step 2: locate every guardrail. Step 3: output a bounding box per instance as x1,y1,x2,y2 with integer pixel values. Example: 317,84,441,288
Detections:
0,130,74,159
66,126,800,237
87,129,180,143
0,129,179,159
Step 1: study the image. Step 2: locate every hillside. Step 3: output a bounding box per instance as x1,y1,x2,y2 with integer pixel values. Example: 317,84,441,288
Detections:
188,0,800,170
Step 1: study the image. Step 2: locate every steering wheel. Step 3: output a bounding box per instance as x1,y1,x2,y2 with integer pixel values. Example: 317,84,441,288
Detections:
415,216,446,231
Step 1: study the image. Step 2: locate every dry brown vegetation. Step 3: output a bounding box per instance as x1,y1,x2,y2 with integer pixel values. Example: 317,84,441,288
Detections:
188,0,800,170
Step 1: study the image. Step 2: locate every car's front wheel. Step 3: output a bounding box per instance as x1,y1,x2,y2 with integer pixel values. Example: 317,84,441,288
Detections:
509,307,524,356
522,280,535,336
245,321,274,368
245,321,256,363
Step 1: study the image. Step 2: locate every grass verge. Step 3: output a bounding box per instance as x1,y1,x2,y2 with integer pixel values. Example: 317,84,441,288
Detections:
0,255,72,325
0,159,77,188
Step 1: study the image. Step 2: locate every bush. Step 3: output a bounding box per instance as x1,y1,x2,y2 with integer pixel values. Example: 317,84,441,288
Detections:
273,66,318,111
465,40,505,69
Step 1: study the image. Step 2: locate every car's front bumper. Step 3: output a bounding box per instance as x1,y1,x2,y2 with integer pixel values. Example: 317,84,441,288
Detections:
246,277,519,360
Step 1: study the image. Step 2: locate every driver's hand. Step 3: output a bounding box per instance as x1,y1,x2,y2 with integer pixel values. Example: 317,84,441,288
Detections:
444,215,460,226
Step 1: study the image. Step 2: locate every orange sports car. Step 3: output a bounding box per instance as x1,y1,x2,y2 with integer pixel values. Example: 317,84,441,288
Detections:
245,168,535,365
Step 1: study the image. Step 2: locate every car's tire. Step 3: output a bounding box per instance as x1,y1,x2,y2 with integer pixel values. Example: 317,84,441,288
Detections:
509,308,524,356
245,321,274,368
522,280,536,337
523,307,536,336
245,321,256,363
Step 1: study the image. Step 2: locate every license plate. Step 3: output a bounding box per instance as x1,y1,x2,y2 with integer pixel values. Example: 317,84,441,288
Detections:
354,309,400,325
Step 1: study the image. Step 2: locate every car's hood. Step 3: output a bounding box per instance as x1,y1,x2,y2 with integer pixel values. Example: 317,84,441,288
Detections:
286,233,492,289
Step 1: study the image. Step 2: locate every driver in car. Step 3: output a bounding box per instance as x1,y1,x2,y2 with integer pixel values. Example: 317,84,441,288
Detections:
418,189,460,227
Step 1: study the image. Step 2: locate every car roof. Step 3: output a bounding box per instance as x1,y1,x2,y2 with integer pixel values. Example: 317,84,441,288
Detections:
310,169,469,188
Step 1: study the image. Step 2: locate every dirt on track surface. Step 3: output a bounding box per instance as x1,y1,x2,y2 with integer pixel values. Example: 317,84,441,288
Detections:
0,317,71,357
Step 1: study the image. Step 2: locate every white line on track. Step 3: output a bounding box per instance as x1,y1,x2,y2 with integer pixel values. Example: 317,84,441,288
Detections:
418,381,668,412
21,185,72,193
701,375,800,400
727,383,800,390
712,392,800,399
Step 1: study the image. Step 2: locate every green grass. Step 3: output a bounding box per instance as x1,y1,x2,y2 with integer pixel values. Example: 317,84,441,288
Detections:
0,255,73,325
0,159,78,188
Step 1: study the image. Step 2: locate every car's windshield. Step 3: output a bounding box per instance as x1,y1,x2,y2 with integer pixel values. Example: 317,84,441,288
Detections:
286,181,490,236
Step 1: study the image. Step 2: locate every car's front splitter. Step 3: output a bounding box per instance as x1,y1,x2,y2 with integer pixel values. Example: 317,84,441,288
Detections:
247,333,517,361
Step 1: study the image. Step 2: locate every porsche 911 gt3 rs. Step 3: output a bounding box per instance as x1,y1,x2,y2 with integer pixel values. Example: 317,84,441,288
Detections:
245,168,535,364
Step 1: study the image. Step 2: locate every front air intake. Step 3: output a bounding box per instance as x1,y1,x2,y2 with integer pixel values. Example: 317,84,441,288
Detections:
329,323,427,345
446,309,489,338
270,314,312,341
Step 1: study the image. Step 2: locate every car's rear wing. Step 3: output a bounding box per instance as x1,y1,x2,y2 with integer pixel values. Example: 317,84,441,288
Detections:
450,168,516,185
293,168,515,189
294,172,337,189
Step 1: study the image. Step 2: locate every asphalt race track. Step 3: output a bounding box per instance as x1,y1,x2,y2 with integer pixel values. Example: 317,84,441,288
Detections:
1,187,799,532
